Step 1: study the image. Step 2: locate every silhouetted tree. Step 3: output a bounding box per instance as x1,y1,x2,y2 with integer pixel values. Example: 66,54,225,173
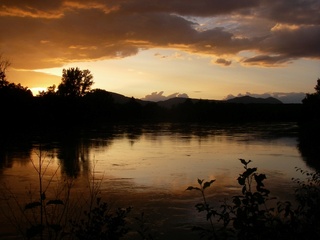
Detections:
301,78,320,123
0,55,32,98
0,57,34,131
315,78,320,94
38,84,57,97
57,67,94,97
298,78,320,159
0,54,10,87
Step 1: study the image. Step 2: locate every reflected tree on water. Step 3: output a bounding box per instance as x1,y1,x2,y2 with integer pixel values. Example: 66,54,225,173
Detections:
298,78,320,171
301,78,320,125
0,136,33,170
57,138,91,178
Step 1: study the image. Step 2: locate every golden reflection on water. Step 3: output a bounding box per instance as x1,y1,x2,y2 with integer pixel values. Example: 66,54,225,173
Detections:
1,130,311,198
91,134,307,193
0,123,315,239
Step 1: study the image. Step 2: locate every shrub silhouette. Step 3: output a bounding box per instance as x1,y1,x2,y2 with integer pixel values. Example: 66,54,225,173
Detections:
187,159,320,240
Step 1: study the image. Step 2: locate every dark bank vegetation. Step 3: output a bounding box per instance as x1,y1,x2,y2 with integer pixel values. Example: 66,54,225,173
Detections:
0,64,304,134
187,159,320,240
299,78,320,135
297,78,320,170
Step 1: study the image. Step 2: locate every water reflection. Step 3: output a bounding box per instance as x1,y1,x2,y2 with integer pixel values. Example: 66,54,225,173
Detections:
0,123,318,179
298,131,320,171
57,138,89,177
0,123,319,239
0,134,33,170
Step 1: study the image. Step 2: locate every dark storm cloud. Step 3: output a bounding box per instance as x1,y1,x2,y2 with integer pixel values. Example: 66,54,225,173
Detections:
243,25,320,65
0,0,319,69
259,0,320,25
118,0,259,16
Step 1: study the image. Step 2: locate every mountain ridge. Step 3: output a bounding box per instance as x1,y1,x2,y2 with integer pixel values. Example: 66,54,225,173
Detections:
225,95,283,104
108,91,284,108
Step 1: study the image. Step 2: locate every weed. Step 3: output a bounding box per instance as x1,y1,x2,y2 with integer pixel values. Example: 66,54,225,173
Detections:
186,179,219,239
1,146,133,240
187,159,320,240
70,197,131,240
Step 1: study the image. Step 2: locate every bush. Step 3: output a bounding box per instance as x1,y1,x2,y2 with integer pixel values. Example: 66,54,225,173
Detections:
187,159,320,240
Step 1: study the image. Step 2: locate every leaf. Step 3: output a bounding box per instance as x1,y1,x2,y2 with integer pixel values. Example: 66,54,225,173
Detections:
239,158,247,166
239,159,251,166
46,199,64,205
186,186,200,191
244,168,257,178
238,176,245,185
255,174,267,187
197,179,204,185
203,180,215,190
195,203,206,212
25,201,41,210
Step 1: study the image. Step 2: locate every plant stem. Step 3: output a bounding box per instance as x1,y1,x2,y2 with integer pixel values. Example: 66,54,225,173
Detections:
39,143,44,240
201,187,218,239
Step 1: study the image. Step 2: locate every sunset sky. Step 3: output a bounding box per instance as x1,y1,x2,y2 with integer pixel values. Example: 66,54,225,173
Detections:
1,0,319,102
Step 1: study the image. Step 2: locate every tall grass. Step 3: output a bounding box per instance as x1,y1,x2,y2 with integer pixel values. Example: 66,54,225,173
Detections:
0,145,132,240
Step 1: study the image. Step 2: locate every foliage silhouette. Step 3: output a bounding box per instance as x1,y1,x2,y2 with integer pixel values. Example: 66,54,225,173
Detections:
0,68,303,135
71,197,131,240
187,159,320,240
0,54,10,86
300,78,320,126
57,68,94,97
1,145,134,240
298,78,320,170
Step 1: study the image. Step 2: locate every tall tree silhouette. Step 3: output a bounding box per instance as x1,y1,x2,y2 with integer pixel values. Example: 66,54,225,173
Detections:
0,54,10,87
314,78,320,94
57,67,94,97
0,55,32,98
301,78,320,123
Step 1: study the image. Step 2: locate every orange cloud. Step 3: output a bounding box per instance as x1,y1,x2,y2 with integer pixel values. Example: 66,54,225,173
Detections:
0,0,319,69
215,58,232,66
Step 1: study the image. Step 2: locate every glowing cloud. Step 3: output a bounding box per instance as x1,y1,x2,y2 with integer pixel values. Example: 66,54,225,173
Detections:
0,0,319,69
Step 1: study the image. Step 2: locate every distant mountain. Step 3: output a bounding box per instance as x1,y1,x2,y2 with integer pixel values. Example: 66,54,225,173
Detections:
108,92,131,104
107,91,283,107
108,92,150,105
225,96,283,104
157,97,190,108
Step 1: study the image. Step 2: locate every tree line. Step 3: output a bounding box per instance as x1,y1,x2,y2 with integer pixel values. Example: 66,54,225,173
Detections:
0,57,319,133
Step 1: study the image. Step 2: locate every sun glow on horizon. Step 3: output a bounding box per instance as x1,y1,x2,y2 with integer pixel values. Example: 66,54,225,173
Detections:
12,48,319,102
33,67,65,77
30,87,47,96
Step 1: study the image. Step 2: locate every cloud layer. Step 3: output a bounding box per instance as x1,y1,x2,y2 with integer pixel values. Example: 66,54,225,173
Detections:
0,0,319,69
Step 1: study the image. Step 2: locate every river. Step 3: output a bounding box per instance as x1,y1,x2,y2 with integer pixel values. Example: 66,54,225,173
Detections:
0,122,317,239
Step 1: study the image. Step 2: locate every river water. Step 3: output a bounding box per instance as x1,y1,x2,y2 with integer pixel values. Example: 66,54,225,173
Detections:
0,122,317,239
